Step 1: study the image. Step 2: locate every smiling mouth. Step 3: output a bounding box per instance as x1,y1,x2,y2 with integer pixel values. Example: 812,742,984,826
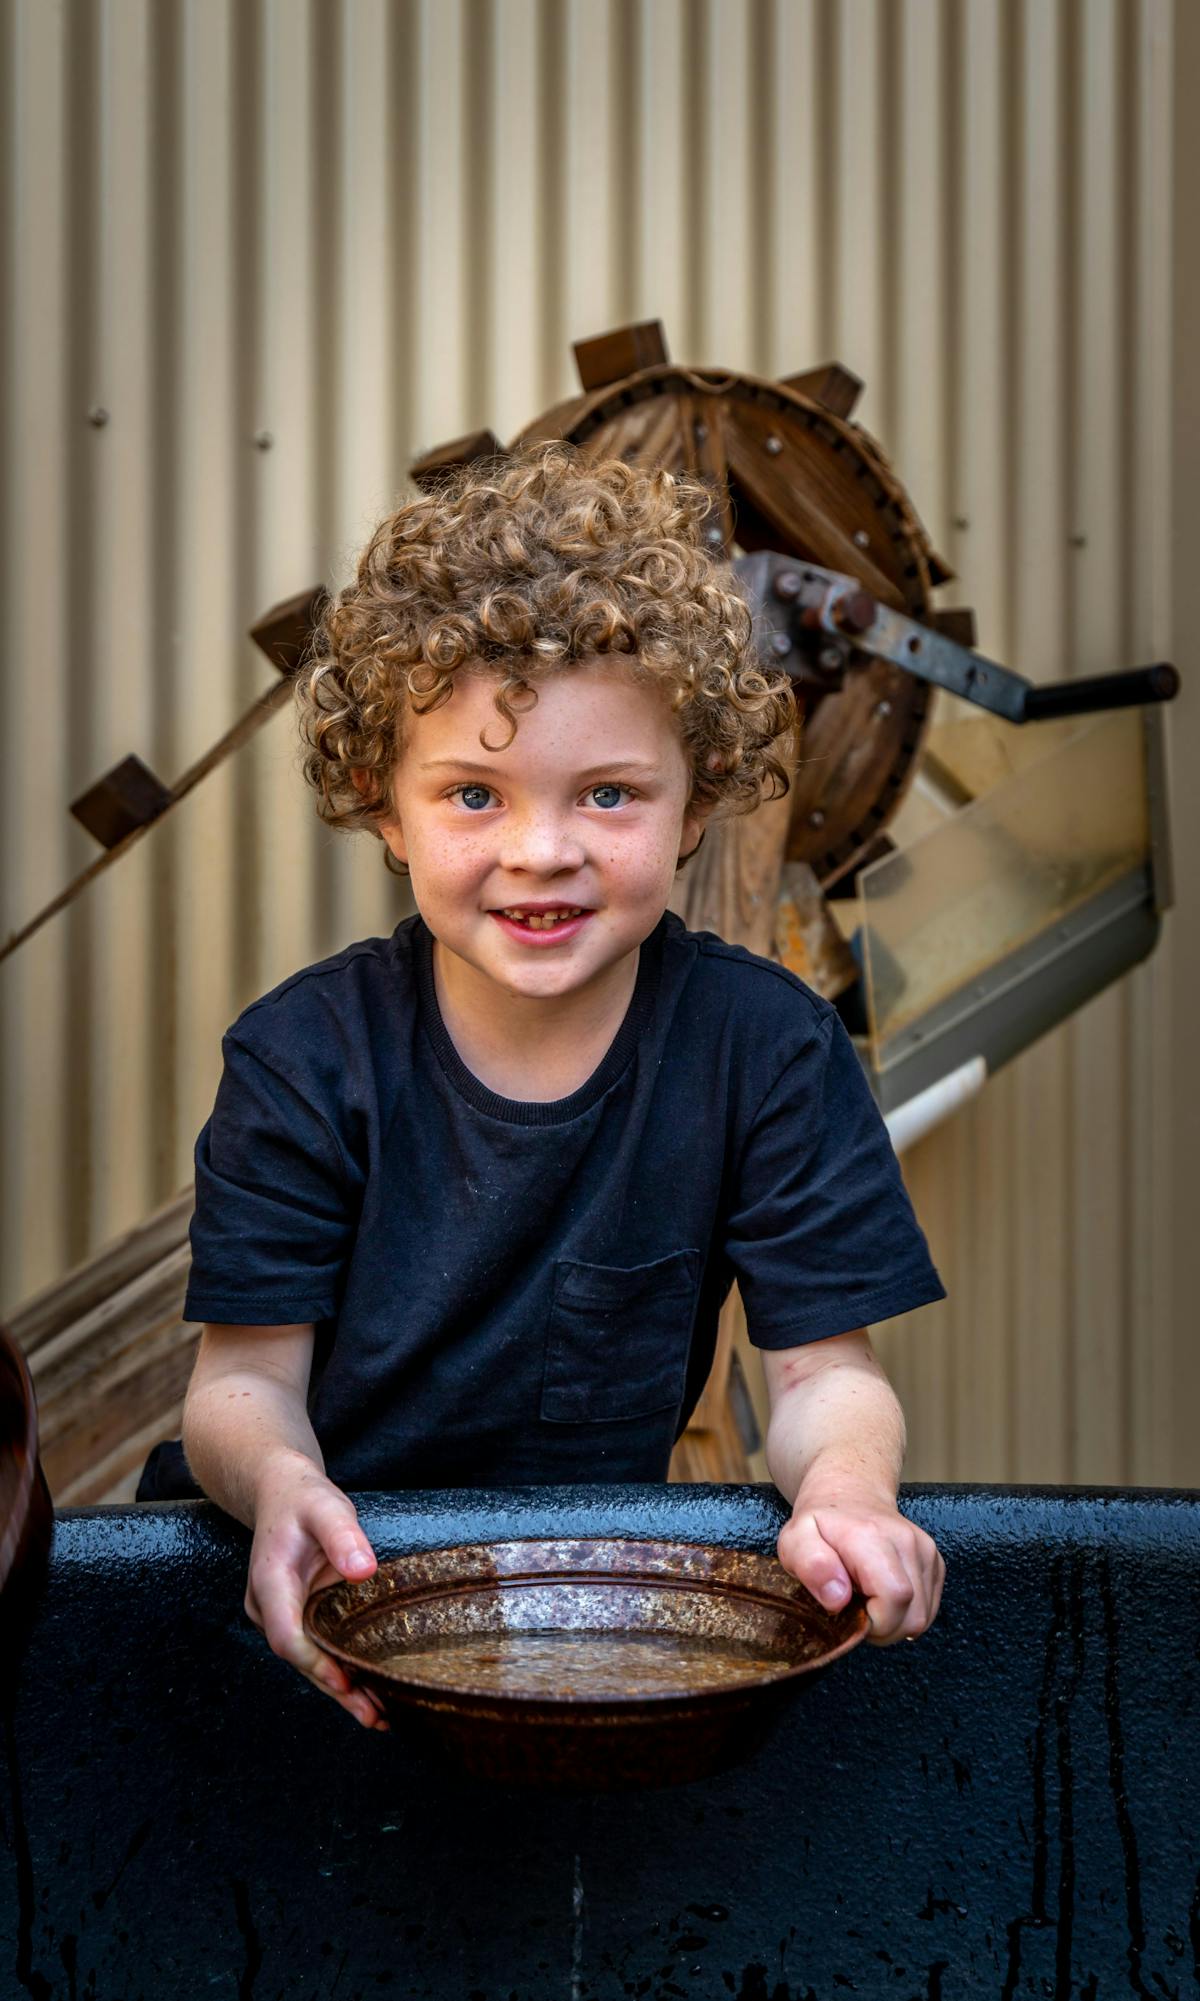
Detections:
493,907,590,931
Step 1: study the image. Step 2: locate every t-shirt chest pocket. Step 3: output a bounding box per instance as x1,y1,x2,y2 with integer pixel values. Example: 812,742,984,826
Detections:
540,1249,702,1425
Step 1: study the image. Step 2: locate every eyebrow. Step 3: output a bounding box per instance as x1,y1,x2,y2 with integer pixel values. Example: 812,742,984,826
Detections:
418,758,663,780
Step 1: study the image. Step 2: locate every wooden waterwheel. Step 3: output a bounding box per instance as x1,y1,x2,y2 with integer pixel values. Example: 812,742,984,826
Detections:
416,320,951,907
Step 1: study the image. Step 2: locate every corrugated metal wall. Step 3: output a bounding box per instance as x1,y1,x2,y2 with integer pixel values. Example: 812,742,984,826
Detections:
1,0,1187,1482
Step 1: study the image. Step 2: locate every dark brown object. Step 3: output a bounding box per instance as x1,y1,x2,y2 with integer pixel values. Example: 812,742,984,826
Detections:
779,361,864,418
573,320,669,391
0,1325,53,1673
304,1537,866,1790
932,605,978,649
69,755,174,851
249,584,329,677
409,429,505,492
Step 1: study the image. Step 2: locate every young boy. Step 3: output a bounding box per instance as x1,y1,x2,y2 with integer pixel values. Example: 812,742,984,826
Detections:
140,443,946,1733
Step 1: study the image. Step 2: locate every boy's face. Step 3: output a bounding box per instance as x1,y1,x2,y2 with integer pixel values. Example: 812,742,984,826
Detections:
377,659,706,1003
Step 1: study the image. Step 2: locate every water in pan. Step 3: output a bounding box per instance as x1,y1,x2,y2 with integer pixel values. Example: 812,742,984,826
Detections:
374,1628,810,1702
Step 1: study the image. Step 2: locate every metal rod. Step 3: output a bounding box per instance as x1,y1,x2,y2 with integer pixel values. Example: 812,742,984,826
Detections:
1020,663,1179,721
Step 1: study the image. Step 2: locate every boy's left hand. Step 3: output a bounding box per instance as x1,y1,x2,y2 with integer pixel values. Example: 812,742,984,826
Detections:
776,1489,945,1645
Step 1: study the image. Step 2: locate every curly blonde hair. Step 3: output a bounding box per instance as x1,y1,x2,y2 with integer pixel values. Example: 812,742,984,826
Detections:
296,440,796,869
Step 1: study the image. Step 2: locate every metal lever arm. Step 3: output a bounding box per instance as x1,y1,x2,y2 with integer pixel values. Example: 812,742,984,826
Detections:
762,558,1180,723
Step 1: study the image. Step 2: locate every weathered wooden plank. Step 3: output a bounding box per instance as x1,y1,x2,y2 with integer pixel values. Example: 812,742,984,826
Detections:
39,1325,199,1501
55,1404,192,1508
29,1247,194,1411
10,1187,194,1357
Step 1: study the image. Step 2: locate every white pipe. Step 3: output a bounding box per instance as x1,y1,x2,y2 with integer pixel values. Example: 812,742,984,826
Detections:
884,1055,988,1153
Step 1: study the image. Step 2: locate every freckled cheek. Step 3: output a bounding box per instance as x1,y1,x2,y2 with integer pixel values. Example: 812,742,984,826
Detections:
408,831,491,903
603,832,678,895
641,819,685,867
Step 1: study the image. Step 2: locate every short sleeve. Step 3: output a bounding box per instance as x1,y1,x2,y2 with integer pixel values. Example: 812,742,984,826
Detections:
725,1013,946,1347
182,1033,360,1325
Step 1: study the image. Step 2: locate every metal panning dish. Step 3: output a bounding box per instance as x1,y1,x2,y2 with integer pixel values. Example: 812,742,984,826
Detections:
304,1536,867,1790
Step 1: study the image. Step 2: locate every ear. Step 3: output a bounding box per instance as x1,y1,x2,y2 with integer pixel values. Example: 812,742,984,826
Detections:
680,749,726,858
351,767,408,865
677,796,712,866
380,817,408,867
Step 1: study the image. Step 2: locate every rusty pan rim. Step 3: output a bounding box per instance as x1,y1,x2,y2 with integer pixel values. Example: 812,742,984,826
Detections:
303,1536,870,1712
310,1534,839,1595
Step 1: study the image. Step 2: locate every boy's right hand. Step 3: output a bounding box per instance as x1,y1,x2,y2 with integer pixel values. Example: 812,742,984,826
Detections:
244,1454,390,1731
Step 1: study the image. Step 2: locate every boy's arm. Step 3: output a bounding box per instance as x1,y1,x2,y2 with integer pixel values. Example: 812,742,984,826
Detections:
182,1325,387,1730
182,1322,326,1527
761,1328,944,1645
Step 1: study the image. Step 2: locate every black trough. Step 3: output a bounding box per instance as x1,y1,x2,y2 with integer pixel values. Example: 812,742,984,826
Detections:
3,1483,1198,2001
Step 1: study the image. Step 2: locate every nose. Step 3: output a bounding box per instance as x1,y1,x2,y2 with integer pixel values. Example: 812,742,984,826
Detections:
498,803,586,877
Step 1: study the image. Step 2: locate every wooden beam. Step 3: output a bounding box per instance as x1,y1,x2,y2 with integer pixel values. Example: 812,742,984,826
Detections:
9,1186,194,1357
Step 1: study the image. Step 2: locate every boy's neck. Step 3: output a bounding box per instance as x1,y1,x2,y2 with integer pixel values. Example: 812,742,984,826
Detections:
430,936,642,1104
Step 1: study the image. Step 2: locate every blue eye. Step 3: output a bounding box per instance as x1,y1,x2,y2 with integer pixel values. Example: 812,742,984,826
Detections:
452,784,496,811
589,784,628,809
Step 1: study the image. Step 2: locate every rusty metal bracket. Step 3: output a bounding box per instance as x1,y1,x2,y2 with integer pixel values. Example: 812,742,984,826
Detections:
737,553,1180,724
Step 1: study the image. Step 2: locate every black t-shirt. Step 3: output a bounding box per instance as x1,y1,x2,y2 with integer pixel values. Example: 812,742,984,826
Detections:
178,910,945,1490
